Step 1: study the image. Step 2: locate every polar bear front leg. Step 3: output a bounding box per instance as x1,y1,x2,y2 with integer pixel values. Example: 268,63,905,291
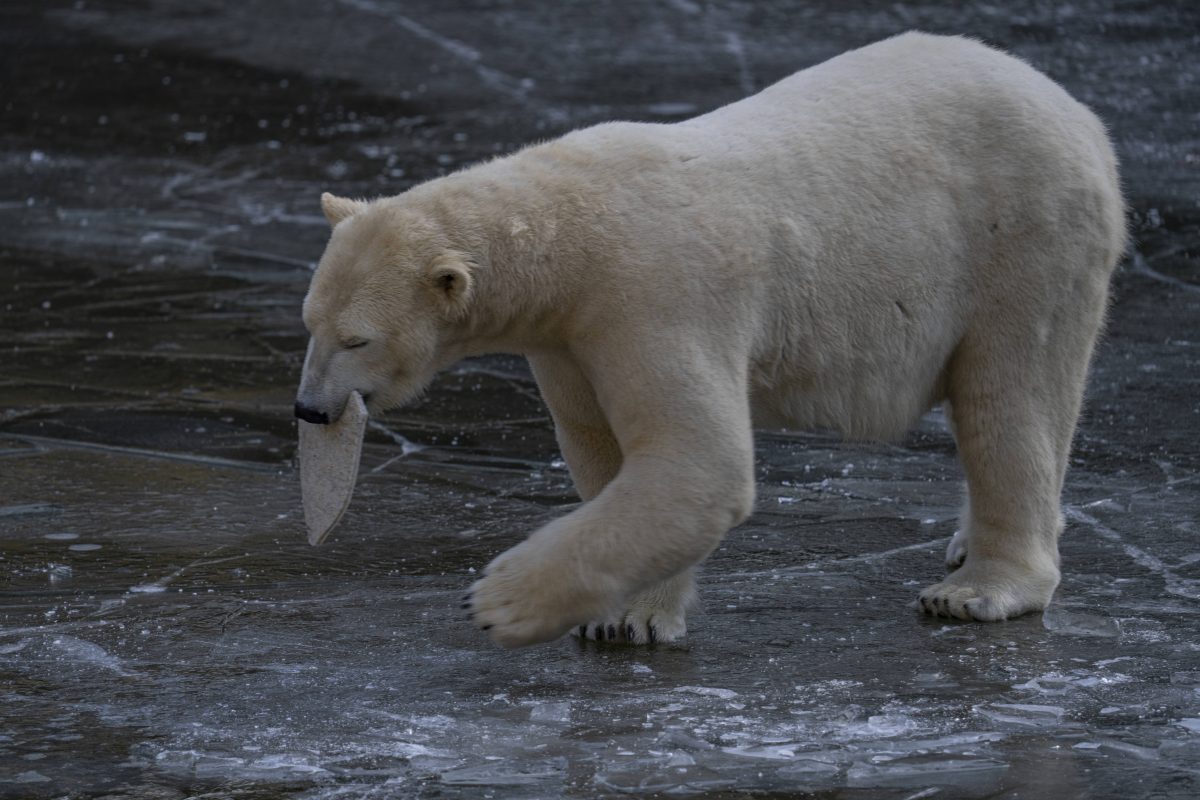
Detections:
468,349,754,647
531,352,704,646
528,352,624,501
575,568,697,644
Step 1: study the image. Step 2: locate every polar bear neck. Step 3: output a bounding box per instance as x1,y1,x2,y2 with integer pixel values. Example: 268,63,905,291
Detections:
395,150,607,358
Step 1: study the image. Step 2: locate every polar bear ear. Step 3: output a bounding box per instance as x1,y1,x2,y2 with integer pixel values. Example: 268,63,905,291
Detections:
426,253,475,319
320,192,366,226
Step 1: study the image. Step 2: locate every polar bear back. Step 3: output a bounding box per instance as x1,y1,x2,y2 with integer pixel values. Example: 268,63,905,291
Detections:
393,33,1123,442
536,32,1123,439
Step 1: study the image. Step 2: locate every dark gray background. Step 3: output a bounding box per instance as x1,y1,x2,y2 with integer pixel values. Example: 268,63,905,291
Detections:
1,2,1198,798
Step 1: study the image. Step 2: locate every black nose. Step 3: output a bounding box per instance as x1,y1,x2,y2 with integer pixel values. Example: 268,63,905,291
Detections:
294,403,330,425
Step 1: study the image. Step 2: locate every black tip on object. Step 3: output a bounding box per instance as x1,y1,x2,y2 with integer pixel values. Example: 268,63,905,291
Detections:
595,625,605,641
578,625,587,638
647,625,657,644
481,624,492,631
460,602,470,610
607,624,618,641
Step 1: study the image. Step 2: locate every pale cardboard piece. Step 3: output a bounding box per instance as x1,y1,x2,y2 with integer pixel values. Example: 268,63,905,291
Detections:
299,391,368,546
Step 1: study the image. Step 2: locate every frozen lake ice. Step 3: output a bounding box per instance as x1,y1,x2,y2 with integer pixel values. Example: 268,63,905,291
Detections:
2,1,1198,797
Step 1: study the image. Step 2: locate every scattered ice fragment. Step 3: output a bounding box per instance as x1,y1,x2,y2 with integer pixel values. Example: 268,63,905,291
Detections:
722,743,799,760
1082,497,1123,511
68,543,102,552
631,663,653,675
977,703,1065,727
183,131,206,143
440,761,563,786
1042,607,1121,637
674,686,738,699
130,584,167,593
48,634,131,676
529,702,571,723
847,756,1008,786
44,532,79,541
29,150,46,163
12,771,49,783
1095,657,1134,667
777,757,842,776
858,714,921,737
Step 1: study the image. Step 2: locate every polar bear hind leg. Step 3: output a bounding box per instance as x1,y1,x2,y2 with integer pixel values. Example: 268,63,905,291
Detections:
919,268,1109,620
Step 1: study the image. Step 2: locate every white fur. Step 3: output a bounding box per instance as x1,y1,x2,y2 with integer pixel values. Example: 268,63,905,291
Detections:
298,33,1124,647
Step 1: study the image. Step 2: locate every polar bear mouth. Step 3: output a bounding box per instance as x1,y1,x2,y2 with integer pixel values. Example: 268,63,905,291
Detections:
294,403,330,425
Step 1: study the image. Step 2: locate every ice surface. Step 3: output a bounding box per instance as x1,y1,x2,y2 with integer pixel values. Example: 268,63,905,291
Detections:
527,701,572,723
2,0,1199,798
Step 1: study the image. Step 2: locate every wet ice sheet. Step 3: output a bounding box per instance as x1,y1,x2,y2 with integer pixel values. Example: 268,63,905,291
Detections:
2,0,1200,798
3,430,1199,798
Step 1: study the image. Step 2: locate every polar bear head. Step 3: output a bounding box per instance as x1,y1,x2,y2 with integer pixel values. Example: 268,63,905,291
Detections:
295,193,475,424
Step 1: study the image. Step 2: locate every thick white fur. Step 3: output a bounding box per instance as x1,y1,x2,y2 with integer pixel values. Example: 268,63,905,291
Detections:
298,33,1124,648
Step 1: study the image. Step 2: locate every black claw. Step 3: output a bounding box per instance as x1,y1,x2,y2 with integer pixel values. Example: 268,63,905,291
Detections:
647,624,658,644
460,602,471,610
595,625,605,641
626,623,636,641
481,624,492,631
462,594,471,601
577,624,588,638
607,624,618,641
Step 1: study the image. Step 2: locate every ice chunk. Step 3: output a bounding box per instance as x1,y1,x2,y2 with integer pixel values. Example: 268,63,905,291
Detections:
47,634,132,676
1043,607,1121,637
10,771,49,783
529,702,571,723
440,760,564,786
674,686,738,699
977,703,1065,727
776,755,842,776
848,756,1008,786
722,743,801,760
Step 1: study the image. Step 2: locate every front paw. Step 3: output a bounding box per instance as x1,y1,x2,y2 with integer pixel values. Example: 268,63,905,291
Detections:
572,569,696,645
465,532,624,648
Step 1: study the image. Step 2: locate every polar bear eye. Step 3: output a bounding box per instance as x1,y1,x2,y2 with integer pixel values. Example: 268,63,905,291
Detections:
342,339,369,350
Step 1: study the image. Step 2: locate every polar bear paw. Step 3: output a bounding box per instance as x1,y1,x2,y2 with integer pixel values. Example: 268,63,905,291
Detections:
945,529,969,569
918,556,1059,621
466,530,626,648
571,570,696,645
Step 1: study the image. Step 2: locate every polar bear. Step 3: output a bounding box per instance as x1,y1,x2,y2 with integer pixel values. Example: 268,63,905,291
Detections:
296,32,1124,648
